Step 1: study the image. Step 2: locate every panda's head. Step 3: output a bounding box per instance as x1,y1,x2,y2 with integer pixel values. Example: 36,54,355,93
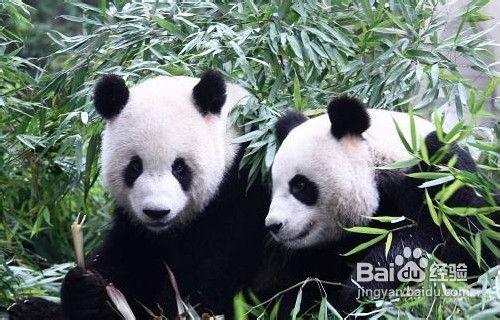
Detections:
266,97,379,249
95,71,247,232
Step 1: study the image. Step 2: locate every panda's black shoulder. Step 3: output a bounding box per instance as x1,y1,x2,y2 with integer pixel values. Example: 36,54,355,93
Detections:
375,131,482,218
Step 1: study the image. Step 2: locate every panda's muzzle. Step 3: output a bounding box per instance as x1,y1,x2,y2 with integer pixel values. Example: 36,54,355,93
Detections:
143,209,170,220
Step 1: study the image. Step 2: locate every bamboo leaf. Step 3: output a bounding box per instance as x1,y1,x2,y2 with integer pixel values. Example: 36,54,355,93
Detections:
344,226,389,235
442,214,462,245
379,158,421,170
342,233,387,256
291,287,303,320
425,190,441,226
293,73,302,111
385,232,393,258
393,118,414,153
418,175,455,188
408,172,452,179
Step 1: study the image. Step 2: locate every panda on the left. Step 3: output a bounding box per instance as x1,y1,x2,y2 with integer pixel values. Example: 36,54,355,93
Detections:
8,70,269,320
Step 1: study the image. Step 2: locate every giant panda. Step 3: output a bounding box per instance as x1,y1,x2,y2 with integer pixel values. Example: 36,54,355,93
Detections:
258,96,494,315
9,70,269,320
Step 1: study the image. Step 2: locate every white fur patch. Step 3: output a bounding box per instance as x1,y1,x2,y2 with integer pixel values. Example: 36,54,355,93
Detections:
100,76,248,230
267,109,434,248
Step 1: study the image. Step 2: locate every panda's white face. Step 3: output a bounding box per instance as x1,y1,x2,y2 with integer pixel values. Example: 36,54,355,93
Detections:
267,115,379,248
97,73,246,232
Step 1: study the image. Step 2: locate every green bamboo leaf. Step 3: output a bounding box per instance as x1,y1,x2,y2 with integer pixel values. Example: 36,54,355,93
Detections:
343,226,389,235
371,27,407,35
291,287,302,320
233,292,247,320
287,34,303,59
447,155,458,168
475,78,498,114
444,121,465,143
84,133,100,202
407,172,452,179
318,298,327,320
363,215,406,223
442,214,462,245
418,175,455,188
420,136,429,164
432,112,444,141
269,299,281,320
385,232,393,258
293,73,302,111
477,214,500,227
474,233,482,267
468,142,499,153
449,207,500,217
425,190,441,226
482,229,500,241
409,107,417,151
341,233,387,256
437,180,463,203
379,158,420,170
430,144,451,165
393,118,413,153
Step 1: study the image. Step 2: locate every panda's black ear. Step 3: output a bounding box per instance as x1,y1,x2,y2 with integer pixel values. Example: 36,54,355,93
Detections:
193,70,227,116
93,74,129,120
327,96,370,139
275,110,308,143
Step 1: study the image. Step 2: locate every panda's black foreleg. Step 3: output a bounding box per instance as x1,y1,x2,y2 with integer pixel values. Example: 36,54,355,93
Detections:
60,267,120,320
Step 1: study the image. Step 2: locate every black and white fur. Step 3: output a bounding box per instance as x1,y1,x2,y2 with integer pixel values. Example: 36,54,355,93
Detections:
9,71,269,320
258,97,494,315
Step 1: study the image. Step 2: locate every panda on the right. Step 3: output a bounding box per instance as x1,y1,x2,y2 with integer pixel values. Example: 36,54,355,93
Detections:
263,96,495,314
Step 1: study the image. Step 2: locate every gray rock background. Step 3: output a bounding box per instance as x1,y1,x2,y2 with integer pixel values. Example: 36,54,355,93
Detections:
439,0,499,126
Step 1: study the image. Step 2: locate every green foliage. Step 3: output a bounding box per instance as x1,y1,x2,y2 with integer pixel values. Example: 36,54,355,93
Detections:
0,0,498,317
1,0,109,285
235,267,499,319
38,0,498,184
0,261,72,304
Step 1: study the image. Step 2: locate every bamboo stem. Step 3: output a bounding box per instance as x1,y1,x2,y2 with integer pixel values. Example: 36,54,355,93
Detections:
71,213,86,270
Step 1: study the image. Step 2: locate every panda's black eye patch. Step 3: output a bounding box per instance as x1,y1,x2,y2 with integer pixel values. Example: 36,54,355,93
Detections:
289,174,318,206
124,155,143,188
172,157,192,191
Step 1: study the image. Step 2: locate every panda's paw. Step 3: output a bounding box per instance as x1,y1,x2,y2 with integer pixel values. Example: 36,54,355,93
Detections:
334,285,360,314
61,267,119,320
8,297,62,320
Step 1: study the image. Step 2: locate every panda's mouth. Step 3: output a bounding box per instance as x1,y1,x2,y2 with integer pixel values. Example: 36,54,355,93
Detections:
144,221,170,230
282,221,316,243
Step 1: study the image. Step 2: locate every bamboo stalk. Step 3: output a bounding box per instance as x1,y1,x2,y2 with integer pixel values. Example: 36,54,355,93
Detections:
71,213,86,269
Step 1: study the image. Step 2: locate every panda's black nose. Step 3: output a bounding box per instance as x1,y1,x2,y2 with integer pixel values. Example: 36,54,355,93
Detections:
267,222,283,234
143,209,170,220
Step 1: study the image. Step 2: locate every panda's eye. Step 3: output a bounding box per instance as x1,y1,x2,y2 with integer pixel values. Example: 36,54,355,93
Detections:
131,159,142,173
172,157,193,191
123,155,143,187
289,174,318,206
172,158,187,175
293,181,306,192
